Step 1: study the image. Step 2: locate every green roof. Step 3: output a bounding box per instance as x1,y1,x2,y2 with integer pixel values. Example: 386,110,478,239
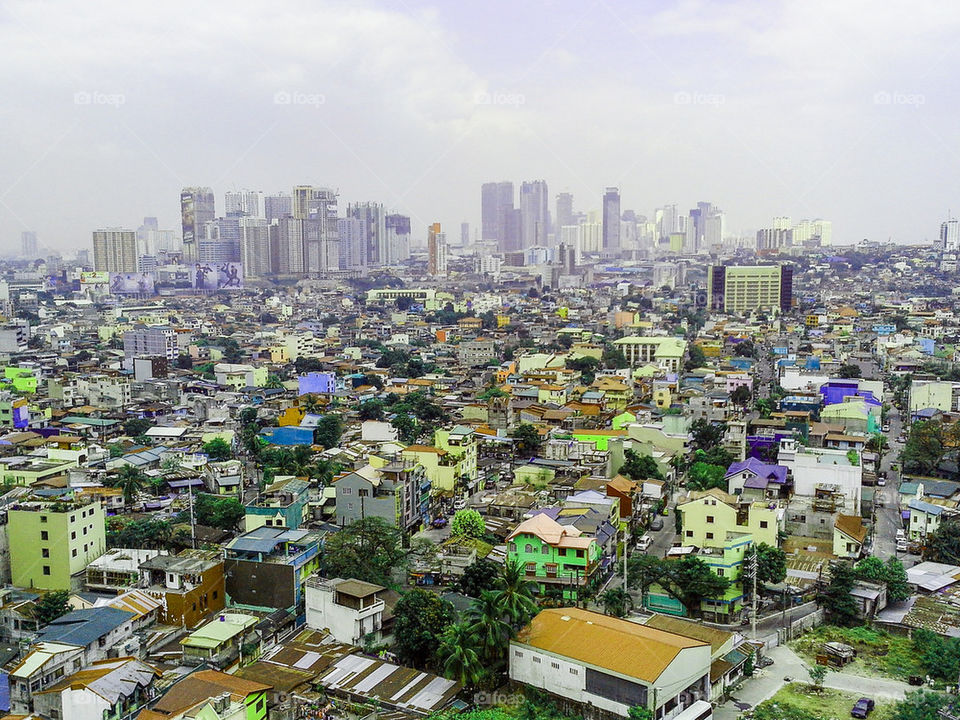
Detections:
181,613,258,648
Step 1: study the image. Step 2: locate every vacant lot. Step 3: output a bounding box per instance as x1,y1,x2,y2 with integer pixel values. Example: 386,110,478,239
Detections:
753,683,896,720
789,625,925,680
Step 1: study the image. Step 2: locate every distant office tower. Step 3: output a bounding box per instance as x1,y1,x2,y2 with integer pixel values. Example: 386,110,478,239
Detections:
559,225,580,263
756,228,793,251
773,216,792,230
265,193,293,223
942,219,960,252
481,181,514,247
76,249,90,266
275,217,306,274
708,264,793,314
225,190,264,218
20,231,38,258
385,214,411,264
813,219,832,246
240,217,271,277
684,202,717,253
557,242,577,274
198,216,242,264
704,211,725,248
579,222,602,254
520,180,549,249
556,193,575,231
427,222,447,276
290,186,339,273
460,222,470,247
92,229,138,273
502,208,522,253
658,204,680,240
180,187,215,262
338,217,366,270
347,202,386,267
602,187,621,254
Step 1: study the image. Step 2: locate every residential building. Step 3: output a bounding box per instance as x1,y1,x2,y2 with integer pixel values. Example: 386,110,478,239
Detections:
520,180,549,249
507,514,601,599
678,488,782,549
244,476,310,531
124,326,178,361
612,336,687,372
223,527,322,612
9,498,106,591
33,657,160,720
334,461,429,534
707,264,793,314
427,222,447,276
181,612,260,670
834,514,867,558
140,549,225,628
9,642,87,714
137,670,269,720
509,608,711,720
304,577,386,645
180,187,216,262
21,230,38,258
93,229,138,273
85,548,162,593
36,607,137,665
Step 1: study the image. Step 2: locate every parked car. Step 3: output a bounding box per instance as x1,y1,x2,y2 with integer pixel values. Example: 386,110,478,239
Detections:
636,535,652,552
896,540,909,552
650,517,665,531
432,517,448,528
852,697,875,718
452,498,467,511
757,655,774,668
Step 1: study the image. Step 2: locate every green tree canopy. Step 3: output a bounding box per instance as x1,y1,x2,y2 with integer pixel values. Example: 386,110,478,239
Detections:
451,509,486,539
510,424,542,456
314,414,344,449
393,589,456,669
322,517,405,586
457,559,501,598
204,437,232,461
192,494,244,530
686,462,726,491
32,591,71,627
743,543,787,585
821,561,860,626
618,449,665,482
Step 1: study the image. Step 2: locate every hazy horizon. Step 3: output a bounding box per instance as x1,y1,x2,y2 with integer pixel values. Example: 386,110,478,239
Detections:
2,0,959,254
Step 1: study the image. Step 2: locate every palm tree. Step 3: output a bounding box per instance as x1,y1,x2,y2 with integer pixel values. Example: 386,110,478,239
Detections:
599,587,632,618
114,465,146,504
301,394,322,414
467,590,514,665
436,623,484,689
264,374,284,390
494,558,539,628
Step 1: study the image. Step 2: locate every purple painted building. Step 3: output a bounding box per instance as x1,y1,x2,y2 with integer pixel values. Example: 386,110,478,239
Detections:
298,372,336,396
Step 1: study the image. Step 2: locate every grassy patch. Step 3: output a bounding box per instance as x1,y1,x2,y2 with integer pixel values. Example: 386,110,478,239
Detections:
790,624,925,680
754,683,895,720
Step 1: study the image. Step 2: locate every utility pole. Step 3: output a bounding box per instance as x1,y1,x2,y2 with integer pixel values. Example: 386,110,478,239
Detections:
189,483,196,549
749,550,758,639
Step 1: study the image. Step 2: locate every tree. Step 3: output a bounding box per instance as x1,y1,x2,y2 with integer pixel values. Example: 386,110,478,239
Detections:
437,623,484,688
690,419,725,450
510,424,542,456
733,340,756,358
113,465,146,503
106,517,173,549
686,462,726,491
193,494,244,530
264,374,284,390
730,384,752,407
123,418,153,437
467,590,514,665
175,354,193,370
204,437,232,461
32,591,71,627
820,561,860,626
358,400,385,421
451,509,485,539
890,691,949,720
807,663,827,691
883,556,911,601
924,516,960,563
494,558,538,627
602,345,629,370
314,414,344,449
458,559,500,598
393,589,456,669
657,557,731,617
391,413,420,443
599,587,632,618
565,356,600,385
901,420,947,476
685,344,707,371
627,707,653,720
322,517,405,586
836,364,862,378
618,449,664,482
743,543,787,585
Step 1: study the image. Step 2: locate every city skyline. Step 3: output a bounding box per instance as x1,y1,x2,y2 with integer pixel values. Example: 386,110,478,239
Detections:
3,1,960,251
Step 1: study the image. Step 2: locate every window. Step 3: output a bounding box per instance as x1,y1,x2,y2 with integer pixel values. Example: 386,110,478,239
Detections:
40,516,47,523
509,542,517,551
577,549,584,558
40,531,48,541
342,487,353,495
717,568,724,576
525,544,533,553
569,668,578,675
542,546,549,555
706,516,714,523
706,532,714,540
42,566,50,575
551,661,560,669
83,526,87,535
213,590,218,600
760,521,768,528
532,657,541,664
514,650,523,657
42,549,49,558
70,531,76,540
686,531,694,538
72,549,77,557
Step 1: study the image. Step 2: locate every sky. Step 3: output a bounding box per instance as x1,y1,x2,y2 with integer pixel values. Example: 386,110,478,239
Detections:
2,0,960,255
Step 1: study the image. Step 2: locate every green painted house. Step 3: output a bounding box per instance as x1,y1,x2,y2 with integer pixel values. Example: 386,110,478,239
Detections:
507,513,601,599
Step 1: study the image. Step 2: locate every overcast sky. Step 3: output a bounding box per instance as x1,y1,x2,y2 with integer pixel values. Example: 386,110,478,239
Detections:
2,0,959,254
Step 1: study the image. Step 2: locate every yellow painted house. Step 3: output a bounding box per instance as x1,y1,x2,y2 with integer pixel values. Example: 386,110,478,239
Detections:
678,488,783,549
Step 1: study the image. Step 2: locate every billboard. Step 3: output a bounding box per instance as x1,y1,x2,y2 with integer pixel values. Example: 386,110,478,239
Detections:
110,272,156,295
80,271,110,286
181,192,196,243
193,262,243,291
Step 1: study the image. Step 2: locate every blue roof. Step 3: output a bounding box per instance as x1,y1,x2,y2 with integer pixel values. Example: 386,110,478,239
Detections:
37,607,134,648
909,499,944,516
0,671,9,713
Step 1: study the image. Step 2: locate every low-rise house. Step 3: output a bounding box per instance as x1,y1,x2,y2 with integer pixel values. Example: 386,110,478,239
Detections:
137,669,270,720
36,607,136,665
33,657,161,720
85,548,162,593
181,612,260,670
509,608,711,720
908,498,946,541
244,476,310,531
724,458,788,500
9,642,86,714
334,461,429,534
833,514,867,559
140,549,225,628
304,577,386,645
507,514,601,599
